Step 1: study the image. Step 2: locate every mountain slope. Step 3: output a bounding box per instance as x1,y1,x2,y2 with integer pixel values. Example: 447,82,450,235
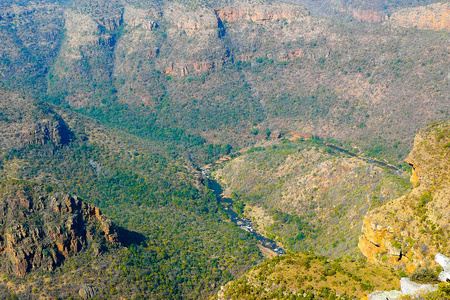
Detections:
359,120,450,273
0,0,448,165
212,121,450,300
0,91,263,299
211,138,411,257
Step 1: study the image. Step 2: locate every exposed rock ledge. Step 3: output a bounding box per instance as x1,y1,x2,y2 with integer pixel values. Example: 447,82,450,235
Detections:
367,253,450,300
359,121,450,272
0,180,120,276
390,2,450,31
215,3,308,23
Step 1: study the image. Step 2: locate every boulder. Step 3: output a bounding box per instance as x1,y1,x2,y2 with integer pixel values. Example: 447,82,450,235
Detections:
400,277,437,295
367,290,403,300
79,284,97,299
435,253,450,282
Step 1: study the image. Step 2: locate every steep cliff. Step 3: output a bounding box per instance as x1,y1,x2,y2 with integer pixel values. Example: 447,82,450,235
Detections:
0,92,74,153
390,2,450,31
0,180,120,277
359,121,450,273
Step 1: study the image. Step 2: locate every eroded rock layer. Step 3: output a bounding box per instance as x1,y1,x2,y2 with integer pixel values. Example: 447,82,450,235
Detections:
0,180,120,276
390,2,450,31
359,121,450,272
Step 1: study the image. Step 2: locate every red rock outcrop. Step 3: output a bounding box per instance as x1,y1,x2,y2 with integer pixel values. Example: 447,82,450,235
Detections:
0,181,120,276
351,9,385,23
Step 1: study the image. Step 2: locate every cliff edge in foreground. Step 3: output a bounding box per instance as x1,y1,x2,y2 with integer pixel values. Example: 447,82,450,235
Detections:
359,121,450,273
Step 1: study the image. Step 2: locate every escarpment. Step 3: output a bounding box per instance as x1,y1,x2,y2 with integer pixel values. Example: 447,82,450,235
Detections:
0,180,120,277
359,121,450,273
390,2,450,31
215,3,308,23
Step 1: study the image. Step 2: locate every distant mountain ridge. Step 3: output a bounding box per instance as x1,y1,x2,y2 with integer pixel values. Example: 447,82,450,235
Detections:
0,0,448,166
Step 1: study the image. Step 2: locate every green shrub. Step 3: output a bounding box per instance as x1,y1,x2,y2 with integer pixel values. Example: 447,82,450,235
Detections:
410,267,438,283
437,283,450,298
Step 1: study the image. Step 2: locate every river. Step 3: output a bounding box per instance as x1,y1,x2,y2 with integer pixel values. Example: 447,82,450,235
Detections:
201,141,403,257
206,177,285,255
325,144,404,174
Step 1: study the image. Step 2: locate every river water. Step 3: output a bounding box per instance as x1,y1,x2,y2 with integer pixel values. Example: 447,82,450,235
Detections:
206,177,285,255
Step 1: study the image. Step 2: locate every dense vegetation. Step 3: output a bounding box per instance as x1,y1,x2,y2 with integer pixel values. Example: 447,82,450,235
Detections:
213,138,411,257
0,97,262,299
0,0,448,298
219,252,402,300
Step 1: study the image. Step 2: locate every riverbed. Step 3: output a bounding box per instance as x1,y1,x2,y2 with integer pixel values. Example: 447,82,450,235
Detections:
206,177,285,255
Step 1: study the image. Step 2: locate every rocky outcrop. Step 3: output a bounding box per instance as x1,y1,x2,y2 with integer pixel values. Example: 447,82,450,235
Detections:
0,180,120,276
390,3,450,31
215,3,308,23
350,9,385,23
79,284,98,299
0,93,74,152
123,5,160,31
359,121,450,272
20,117,72,148
436,253,450,282
400,277,438,295
367,290,403,300
163,61,217,76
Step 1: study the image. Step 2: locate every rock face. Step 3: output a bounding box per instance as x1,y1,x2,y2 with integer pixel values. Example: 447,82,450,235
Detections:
20,117,71,148
215,3,307,23
0,93,74,152
390,2,450,31
359,121,450,272
436,253,450,282
79,284,98,299
400,277,437,295
0,180,120,276
367,290,403,300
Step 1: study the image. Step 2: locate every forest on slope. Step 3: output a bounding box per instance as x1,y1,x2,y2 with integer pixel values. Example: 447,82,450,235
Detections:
0,91,262,299
0,0,448,298
0,0,448,166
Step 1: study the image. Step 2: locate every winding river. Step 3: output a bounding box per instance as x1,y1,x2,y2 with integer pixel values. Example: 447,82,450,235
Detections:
206,177,285,255
201,141,404,257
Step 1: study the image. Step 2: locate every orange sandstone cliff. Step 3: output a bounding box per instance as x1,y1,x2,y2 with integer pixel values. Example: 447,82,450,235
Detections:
359,121,450,273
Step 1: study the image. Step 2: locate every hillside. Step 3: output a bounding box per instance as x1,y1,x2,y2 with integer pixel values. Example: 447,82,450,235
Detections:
213,120,450,300
0,0,448,298
359,120,450,273
0,0,448,166
211,138,411,257
0,91,263,299
216,251,401,300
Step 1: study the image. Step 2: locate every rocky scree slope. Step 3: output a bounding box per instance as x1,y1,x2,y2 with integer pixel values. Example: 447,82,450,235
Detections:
0,180,120,277
359,120,450,273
